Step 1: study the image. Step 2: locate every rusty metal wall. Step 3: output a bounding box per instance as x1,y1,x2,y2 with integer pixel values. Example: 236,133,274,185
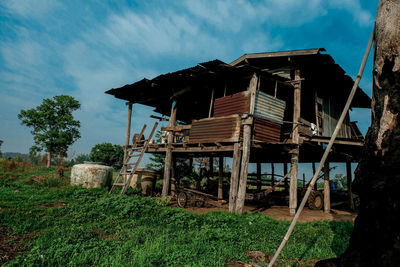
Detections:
213,91,250,117
253,117,281,143
189,115,241,143
254,91,286,124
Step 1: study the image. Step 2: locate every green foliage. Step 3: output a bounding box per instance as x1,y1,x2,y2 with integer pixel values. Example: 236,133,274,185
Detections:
0,166,354,266
17,95,81,161
90,143,123,169
75,154,91,164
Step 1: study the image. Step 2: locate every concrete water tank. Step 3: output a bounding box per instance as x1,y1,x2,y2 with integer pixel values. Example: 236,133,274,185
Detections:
71,162,113,188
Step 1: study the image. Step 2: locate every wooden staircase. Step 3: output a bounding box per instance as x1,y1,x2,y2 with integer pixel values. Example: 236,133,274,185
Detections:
110,122,158,194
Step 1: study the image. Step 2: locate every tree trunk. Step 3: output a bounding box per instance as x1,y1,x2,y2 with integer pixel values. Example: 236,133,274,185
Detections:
317,1,400,265
47,151,51,168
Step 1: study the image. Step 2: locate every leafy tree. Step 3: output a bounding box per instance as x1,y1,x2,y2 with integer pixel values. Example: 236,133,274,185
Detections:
18,95,81,168
75,154,91,164
90,143,124,169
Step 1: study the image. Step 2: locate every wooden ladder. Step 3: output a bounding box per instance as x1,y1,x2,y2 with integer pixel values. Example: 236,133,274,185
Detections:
110,122,158,194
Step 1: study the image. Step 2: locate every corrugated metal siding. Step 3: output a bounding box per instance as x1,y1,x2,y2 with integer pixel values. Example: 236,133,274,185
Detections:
254,91,286,124
189,115,241,143
253,117,281,143
213,91,250,117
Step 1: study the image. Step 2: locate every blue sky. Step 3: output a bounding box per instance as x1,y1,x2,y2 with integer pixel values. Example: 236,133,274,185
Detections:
0,0,377,177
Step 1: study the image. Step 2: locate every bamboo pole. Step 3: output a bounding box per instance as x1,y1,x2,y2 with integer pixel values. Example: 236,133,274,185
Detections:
268,29,374,267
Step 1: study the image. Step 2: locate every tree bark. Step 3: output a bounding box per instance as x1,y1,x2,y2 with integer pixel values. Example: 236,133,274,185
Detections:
47,151,51,168
317,1,400,265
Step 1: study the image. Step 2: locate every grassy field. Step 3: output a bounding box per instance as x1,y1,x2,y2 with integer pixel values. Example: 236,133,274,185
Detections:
0,159,353,266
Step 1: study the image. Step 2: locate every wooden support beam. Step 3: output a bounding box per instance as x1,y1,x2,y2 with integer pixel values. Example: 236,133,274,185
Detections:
346,161,355,210
218,156,224,200
208,88,215,118
235,73,258,214
284,162,288,192
257,162,262,191
324,160,330,213
122,103,133,184
289,147,299,215
271,163,275,186
229,143,241,212
162,101,177,198
208,156,214,190
312,162,317,190
289,69,301,215
235,123,252,214
171,156,177,197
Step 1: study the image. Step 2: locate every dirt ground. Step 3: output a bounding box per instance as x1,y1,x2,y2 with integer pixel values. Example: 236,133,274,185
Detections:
0,226,36,265
182,204,357,222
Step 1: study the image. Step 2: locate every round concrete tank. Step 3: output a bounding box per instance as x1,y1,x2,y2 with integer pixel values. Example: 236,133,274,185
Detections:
71,162,113,188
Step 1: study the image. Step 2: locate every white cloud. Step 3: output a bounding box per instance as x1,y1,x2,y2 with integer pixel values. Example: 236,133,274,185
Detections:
329,0,373,26
1,0,62,18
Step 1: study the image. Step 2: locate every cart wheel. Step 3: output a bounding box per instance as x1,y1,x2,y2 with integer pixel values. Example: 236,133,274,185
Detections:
195,196,206,208
177,192,188,208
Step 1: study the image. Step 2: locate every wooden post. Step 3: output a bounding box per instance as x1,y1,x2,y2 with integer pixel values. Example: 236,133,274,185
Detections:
229,143,241,212
218,156,224,200
235,74,258,214
162,101,177,198
289,148,299,215
346,161,355,210
289,69,301,215
171,156,177,197
235,121,252,214
271,163,275,186
257,162,262,191
324,160,330,213
208,88,215,118
122,103,133,183
284,162,288,192
208,156,214,189
312,162,317,190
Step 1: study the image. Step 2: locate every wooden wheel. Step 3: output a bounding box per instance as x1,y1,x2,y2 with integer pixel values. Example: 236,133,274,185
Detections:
177,192,188,208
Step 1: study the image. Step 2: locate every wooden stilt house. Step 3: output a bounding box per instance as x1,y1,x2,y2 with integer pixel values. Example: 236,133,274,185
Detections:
106,48,370,214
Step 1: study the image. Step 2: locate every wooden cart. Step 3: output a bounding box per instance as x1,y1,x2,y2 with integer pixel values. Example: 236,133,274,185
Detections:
176,188,223,208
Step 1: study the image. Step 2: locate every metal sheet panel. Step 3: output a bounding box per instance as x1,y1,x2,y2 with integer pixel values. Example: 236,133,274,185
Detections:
189,115,241,143
254,91,286,124
213,91,250,117
253,117,281,143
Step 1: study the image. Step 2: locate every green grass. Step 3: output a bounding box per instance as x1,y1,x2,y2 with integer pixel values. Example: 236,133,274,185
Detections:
0,163,353,266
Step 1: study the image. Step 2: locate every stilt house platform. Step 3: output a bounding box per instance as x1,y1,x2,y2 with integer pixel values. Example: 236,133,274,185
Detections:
106,48,371,214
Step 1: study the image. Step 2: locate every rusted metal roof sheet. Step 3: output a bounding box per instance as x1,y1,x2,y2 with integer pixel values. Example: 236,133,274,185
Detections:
213,91,251,117
254,91,286,124
253,117,281,143
189,115,241,143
